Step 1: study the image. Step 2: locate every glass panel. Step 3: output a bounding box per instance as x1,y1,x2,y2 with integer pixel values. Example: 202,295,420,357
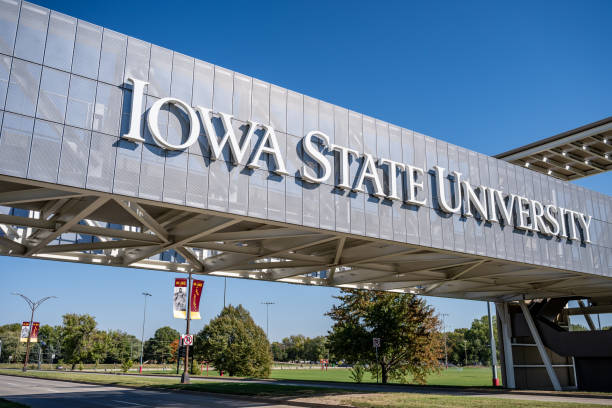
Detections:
286,90,303,137
28,119,63,182
87,132,117,192
334,106,348,147
0,55,11,110
186,153,209,208
270,85,286,133
98,29,127,86
228,168,249,215
192,59,213,109
65,75,96,129
163,150,187,205
171,53,193,102
0,0,20,55
5,59,41,117
13,2,49,64
148,45,172,97
44,11,76,71
268,174,285,222
0,113,33,177
252,79,269,125
319,101,334,143
232,73,251,122
124,37,150,84
213,66,232,114
285,176,302,225
72,20,102,79
303,96,318,137
36,67,69,123
93,82,122,136
138,144,164,201
113,139,142,196
58,126,91,187
248,169,267,218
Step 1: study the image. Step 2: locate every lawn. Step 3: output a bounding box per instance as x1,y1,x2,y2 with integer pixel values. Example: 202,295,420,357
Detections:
270,366,502,387
336,393,604,408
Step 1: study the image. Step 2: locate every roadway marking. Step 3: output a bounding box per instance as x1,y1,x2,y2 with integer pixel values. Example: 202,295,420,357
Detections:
110,400,143,406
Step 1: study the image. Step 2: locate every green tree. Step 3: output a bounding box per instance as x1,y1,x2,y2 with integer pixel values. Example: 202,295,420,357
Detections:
194,305,272,377
0,323,22,363
61,313,98,369
271,342,287,361
304,336,327,362
38,324,62,363
327,289,442,384
143,326,180,363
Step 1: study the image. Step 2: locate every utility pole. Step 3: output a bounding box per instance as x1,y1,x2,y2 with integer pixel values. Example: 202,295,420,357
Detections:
12,293,56,372
181,273,192,384
441,313,449,369
139,292,152,374
223,278,227,308
463,340,468,366
261,301,275,339
487,302,500,386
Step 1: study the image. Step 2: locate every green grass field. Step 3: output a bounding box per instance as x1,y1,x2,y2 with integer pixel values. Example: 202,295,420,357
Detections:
270,366,501,387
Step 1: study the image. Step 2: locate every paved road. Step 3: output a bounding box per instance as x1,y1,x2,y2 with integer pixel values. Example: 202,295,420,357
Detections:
0,375,298,408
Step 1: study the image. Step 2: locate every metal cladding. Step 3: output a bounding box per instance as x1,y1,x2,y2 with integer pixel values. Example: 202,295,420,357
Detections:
0,1,610,300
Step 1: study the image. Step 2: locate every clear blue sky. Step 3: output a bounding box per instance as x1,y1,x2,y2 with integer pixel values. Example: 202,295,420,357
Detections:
2,0,611,340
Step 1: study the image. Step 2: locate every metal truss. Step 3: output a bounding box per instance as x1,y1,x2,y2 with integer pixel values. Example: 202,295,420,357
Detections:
0,174,611,302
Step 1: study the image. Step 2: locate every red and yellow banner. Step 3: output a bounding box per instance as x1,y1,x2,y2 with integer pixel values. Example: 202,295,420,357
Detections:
19,322,39,343
173,278,204,319
173,278,188,318
190,280,204,320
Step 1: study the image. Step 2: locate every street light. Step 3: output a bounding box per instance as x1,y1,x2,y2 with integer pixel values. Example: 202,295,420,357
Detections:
12,293,56,372
140,292,152,374
261,301,275,339
440,313,449,369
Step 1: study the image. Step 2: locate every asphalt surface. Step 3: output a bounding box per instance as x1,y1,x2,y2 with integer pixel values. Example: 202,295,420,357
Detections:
0,375,298,407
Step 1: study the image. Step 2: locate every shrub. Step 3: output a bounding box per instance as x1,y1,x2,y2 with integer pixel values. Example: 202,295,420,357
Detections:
190,360,202,375
350,363,365,383
121,359,133,373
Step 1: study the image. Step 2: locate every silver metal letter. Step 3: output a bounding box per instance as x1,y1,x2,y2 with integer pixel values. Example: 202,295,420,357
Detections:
122,77,148,143
248,125,289,176
330,144,359,190
379,158,406,201
544,204,560,236
433,165,462,214
353,153,385,198
196,107,256,165
147,97,200,150
404,165,426,206
515,196,531,230
300,131,332,184
529,200,550,235
461,180,488,220
576,213,592,243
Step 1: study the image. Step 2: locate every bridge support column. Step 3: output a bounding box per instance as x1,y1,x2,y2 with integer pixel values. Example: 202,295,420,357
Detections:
519,300,562,391
496,302,515,389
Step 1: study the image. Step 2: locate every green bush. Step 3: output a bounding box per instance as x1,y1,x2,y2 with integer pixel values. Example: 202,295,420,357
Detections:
350,363,365,383
190,360,202,375
78,362,84,371
121,360,133,373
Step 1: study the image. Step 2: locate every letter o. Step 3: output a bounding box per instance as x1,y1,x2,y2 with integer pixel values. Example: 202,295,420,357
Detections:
147,97,200,150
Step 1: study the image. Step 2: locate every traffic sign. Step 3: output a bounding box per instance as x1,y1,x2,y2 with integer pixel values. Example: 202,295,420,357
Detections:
181,334,194,346
373,337,381,348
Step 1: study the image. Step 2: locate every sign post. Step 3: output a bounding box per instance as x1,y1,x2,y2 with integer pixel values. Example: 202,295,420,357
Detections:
181,273,192,384
373,338,381,384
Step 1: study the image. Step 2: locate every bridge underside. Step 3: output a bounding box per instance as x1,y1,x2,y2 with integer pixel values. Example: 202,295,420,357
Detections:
1,174,611,302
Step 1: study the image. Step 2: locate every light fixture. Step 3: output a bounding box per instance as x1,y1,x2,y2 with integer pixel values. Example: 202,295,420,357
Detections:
604,138,608,144
584,160,589,165
582,145,587,150
525,162,530,168
547,169,552,175
562,151,567,156
605,153,609,159
565,165,570,170
542,157,548,162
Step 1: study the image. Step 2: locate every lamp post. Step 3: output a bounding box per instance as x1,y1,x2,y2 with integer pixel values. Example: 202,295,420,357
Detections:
12,293,56,372
441,313,449,369
139,292,152,374
181,273,192,384
487,301,500,386
261,302,275,339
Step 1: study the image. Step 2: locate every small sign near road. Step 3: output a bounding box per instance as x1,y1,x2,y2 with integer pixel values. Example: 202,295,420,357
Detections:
181,334,194,346
373,338,381,348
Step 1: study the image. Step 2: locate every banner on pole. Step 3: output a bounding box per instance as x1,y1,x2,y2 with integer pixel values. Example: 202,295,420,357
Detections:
19,322,39,342
190,280,204,320
173,278,187,319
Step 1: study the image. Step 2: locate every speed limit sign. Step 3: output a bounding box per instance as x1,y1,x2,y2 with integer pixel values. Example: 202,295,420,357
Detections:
181,334,194,346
